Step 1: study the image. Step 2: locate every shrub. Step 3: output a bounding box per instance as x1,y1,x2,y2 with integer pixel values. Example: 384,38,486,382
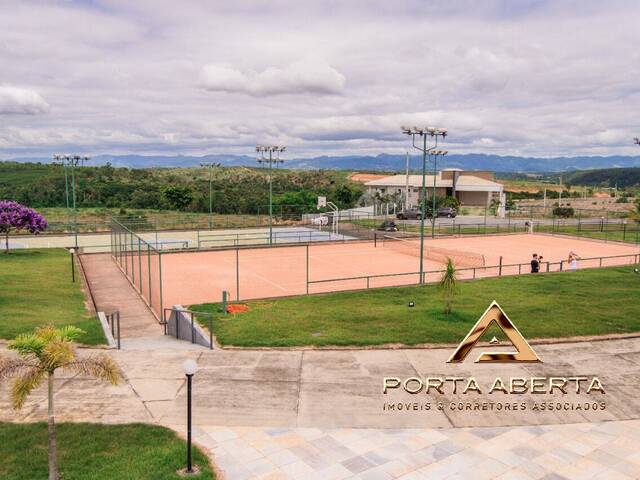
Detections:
553,206,575,218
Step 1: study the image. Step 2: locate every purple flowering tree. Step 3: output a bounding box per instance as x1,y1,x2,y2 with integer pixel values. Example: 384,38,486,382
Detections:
0,201,48,253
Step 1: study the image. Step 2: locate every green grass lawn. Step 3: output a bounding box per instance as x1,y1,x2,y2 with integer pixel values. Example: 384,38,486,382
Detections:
192,266,640,347
0,422,215,480
0,249,105,344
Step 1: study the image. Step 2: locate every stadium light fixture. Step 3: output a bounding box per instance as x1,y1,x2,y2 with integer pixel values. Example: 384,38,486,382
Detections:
255,144,287,245
400,125,448,284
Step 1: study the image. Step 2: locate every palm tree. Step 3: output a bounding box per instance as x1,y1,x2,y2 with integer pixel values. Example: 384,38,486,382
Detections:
0,325,120,480
439,258,458,314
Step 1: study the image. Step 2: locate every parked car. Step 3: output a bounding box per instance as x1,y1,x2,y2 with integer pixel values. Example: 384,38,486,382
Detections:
396,208,422,220
436,207,457,218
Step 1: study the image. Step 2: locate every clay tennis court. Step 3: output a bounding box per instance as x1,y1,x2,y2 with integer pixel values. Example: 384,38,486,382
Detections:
155,233,639,310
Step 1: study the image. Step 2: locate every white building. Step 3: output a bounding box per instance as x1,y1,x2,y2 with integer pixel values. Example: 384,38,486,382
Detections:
365,169,504,208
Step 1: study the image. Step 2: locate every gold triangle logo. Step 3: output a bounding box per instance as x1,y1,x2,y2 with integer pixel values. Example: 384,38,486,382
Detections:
447,301,542,363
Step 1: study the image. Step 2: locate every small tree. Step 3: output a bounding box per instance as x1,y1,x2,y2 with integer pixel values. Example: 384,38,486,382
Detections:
439,258,458,314
0,326,120,480
0,200,48,253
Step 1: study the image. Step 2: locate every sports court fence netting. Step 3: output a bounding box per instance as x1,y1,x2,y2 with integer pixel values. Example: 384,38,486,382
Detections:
110,218,640,322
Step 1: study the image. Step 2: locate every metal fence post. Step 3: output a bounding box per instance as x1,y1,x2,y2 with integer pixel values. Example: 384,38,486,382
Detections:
577,212,582,237
116,312,121,350
306,244,309,294
236,247,240,302
138,238,142,291
130,232,135,283
190,312,195,344
147,244,152,305
158,252,164,322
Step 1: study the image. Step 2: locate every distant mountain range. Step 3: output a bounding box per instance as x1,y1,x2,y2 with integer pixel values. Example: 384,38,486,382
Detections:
6,153,640,173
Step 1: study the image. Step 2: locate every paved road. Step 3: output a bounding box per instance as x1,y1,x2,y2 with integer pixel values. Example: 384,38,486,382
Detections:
397,216,618,227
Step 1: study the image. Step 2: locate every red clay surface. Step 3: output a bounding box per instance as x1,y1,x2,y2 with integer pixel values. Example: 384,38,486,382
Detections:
151,234,639,312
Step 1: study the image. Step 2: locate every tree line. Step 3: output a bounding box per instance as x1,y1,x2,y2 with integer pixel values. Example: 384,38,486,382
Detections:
0,162,365,214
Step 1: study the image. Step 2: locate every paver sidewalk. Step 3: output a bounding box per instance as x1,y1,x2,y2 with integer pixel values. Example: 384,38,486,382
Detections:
193,420,640,480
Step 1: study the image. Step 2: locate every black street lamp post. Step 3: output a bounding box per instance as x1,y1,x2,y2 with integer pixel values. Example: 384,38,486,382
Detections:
182,359,198,474
70,248,76,283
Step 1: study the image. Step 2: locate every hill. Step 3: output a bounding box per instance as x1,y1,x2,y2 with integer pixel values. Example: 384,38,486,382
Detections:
6,153,640,173
563,168,640,188
0,162,364,214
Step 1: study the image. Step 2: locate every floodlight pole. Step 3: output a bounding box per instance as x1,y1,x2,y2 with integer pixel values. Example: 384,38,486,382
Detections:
268,149,274,245
419,135,430,283
430,151,448,238
256,146,286,246
200,162,220,229
53,154,70,209
55,154,90,248
401,127,447,284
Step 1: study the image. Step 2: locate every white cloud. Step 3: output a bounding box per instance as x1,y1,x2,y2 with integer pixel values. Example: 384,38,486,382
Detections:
199,59,346,96
0,0,639,158
0,87,49,115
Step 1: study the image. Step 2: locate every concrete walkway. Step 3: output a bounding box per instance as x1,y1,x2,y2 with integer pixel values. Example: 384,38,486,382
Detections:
2,336,640,479
80,253,161,339
111,337,640,430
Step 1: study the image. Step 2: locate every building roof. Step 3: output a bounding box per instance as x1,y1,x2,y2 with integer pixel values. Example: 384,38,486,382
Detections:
365,173,503,192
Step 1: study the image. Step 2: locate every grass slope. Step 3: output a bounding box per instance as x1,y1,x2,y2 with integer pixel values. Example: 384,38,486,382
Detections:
0,249,105,344
192,266,640,347
0,422,214,480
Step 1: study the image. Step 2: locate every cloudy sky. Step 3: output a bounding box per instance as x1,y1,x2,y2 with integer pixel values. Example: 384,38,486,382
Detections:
1,0,639,159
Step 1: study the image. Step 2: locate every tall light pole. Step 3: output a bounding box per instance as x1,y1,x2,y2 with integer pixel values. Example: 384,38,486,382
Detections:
53,154,70,209
401,127,447,284
200,162,221,229
53,154,90,248
256,145,286,245
404,151,410,211
430,150,448,238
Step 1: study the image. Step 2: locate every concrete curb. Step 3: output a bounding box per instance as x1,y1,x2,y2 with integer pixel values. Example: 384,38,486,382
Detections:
215,331,640,351
97,311,117,349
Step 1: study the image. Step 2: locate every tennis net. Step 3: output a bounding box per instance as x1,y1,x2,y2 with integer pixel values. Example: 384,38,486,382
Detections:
382,234,486,268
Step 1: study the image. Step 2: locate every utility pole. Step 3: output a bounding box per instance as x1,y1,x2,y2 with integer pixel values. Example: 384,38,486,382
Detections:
200,162,221,229
256,146,286,245
401,126,447,284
